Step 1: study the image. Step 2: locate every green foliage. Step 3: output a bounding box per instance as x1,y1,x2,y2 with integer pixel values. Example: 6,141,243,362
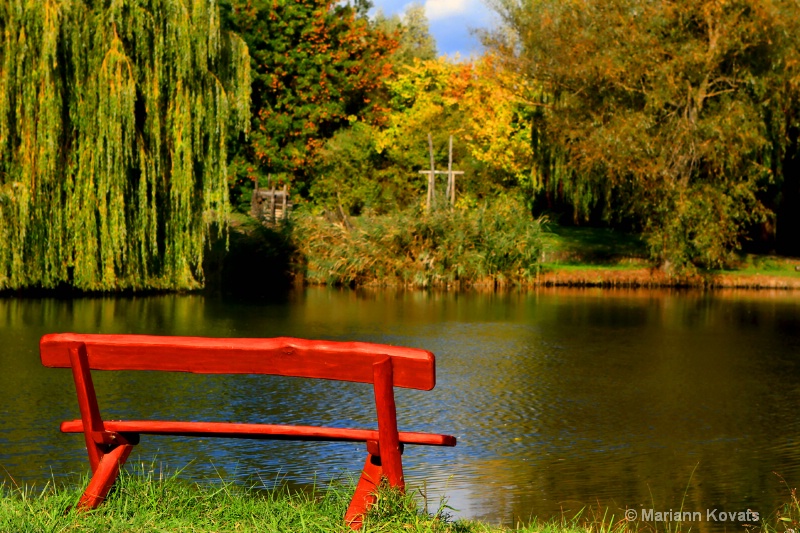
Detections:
4,465,800,532
220,0,397,195
309,121,401,215
488,0,800,271
294,197,545,288
310,56,537,216
373,3,437,66
376,59,477,192
0,465,467,532
379,56,537,197
0,0,250,290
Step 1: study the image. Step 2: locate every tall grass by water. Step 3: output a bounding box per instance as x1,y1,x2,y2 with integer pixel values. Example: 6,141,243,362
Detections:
4,466,800,533
0,465,449,532
294,199,545,288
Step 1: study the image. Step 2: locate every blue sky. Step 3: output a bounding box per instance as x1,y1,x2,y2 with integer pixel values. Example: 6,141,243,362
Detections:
369,0,498,58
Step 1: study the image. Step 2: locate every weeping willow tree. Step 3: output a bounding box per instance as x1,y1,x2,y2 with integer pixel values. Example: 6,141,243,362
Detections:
0,0,250,290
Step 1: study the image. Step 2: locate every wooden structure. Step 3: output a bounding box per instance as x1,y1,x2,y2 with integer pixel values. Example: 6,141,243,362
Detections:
418,134,464,213
251,179,292,223
40,333,456,529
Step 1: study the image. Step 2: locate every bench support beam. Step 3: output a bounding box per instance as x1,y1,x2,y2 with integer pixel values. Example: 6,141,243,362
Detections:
374,356,404,487
77,442,134,510
69,344,107,473
69,344,136,508
344,450,384,529
344,357,406,528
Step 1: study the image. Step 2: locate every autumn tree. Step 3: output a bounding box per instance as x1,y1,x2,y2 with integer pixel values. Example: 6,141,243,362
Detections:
373,3,437,66
0,0,250,290
220,0,397,198
488,0,800,269
378,55,536,194
310,55,537,214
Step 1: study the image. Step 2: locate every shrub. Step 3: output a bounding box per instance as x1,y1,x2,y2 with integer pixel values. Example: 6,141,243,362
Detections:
294,197,544,288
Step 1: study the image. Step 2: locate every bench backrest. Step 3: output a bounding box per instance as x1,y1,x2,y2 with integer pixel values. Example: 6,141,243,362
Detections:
40,333,436,390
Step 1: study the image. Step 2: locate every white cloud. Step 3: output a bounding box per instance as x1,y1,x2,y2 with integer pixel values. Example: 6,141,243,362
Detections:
371,0,496,56
424,0,469,21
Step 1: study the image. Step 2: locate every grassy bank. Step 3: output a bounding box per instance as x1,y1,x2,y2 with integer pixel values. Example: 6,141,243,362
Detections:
0,470,510,533
210,205,800,292
1,469,457,533
4,470,800,533
539,225,800,289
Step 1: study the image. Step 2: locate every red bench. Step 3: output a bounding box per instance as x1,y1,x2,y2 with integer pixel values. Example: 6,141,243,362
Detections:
40,333,456,529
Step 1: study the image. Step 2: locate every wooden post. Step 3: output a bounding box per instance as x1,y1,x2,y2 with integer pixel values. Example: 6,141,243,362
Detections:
251,175,260,219
344,448,383,529
421,136,460,211
270,182,276,223
78,444,134,510
447,135,453,206
427,133,435,213
282,184,288,220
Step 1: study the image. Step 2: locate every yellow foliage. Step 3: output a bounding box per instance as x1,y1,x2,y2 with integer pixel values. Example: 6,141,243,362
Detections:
377,55,537,187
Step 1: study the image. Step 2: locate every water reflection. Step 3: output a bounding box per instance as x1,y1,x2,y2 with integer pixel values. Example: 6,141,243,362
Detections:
1,288,799,532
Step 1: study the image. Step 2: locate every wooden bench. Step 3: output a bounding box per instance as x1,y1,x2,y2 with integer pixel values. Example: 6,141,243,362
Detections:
40,333,456,529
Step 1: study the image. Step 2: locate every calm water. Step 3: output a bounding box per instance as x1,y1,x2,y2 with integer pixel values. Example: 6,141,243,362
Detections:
1,287,800,530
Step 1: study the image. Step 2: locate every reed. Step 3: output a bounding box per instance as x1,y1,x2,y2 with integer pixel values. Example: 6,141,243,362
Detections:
294,198,545,288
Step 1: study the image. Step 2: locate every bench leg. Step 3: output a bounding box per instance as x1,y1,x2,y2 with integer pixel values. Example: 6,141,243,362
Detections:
372,357,404,488
344,357,407,529
69,344,108,473
68,344,137,510
77,443,134,510
344,451,383,529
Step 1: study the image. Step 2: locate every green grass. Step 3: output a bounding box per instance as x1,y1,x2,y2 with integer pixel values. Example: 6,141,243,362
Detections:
0,471,625,533
0,472,490,533
0,466,461,532
539,226,800,283
3,468,800,533
714,253,800,278
543,263,645,272
540,225,649,268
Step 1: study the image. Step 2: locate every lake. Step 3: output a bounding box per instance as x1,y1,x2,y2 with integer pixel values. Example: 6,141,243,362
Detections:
1,287,799,530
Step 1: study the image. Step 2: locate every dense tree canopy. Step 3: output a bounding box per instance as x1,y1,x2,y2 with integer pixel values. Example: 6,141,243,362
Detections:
0,0,250,290
5,0,800,292
309,55,537,215
220,0,397,196
376,55,536,196
373,3,437,66
488,0,800,269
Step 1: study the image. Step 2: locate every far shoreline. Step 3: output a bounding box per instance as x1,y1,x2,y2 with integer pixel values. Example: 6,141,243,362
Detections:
534,267,800,290
291,267,800,291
